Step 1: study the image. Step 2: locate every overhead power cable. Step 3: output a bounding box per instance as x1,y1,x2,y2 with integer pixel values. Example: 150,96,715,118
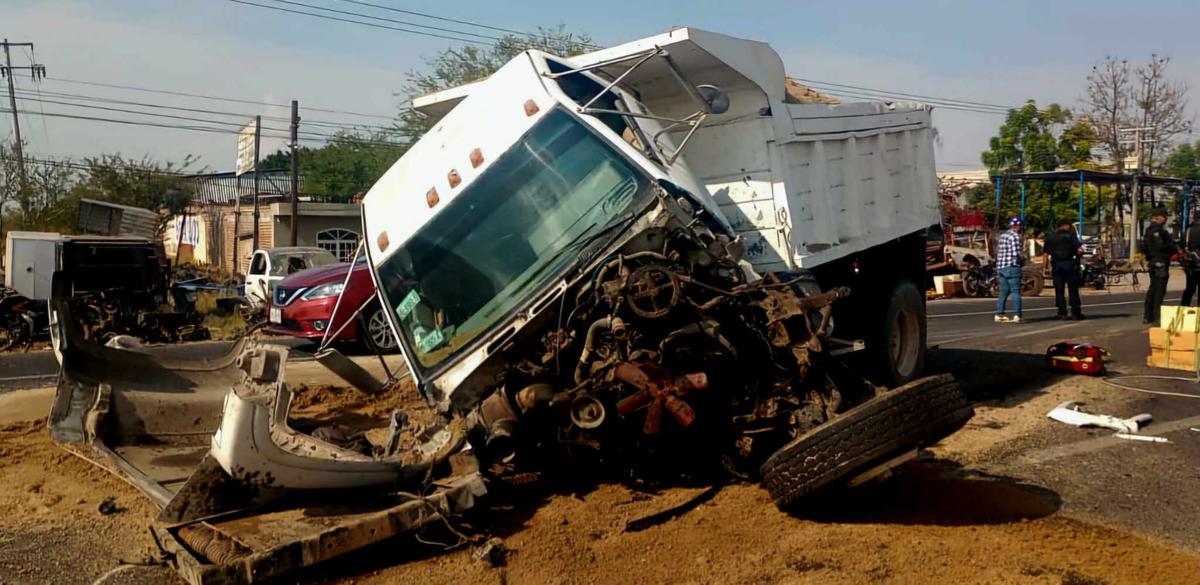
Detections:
806,86,1010,116
12,90,401,144
266,0,506,42
228,0,493,45
229,0,595,52
13,87,395,133
332,0,604,49
47,76,395,120
1,106,409,150
793,77,1020,111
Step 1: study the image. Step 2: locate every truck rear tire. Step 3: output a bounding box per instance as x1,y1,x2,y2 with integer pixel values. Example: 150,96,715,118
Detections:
759,374,973,509
876,280,926,386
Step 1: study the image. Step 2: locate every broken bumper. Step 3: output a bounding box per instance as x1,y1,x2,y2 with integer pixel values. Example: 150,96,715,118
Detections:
47,300,482,584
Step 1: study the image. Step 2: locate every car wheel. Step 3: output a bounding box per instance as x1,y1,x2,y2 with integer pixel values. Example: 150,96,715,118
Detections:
362,305,398,352
759,374,973,509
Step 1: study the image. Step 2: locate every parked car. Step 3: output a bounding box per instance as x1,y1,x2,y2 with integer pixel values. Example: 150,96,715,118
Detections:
244,247,339,311
264,259,397,351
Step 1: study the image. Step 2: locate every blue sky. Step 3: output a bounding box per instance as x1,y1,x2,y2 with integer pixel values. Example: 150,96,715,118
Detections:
8,0,1200,171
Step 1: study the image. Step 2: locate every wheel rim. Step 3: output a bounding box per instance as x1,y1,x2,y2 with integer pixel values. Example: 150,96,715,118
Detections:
367,309,396,349
889,306,920,379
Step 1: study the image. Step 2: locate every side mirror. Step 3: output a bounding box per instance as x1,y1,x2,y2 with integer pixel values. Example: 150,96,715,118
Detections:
696,85,730,115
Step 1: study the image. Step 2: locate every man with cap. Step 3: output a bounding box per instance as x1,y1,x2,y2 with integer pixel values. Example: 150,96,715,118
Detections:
1142,207,1177,324
995,217,1025,323
1044,220,1085,320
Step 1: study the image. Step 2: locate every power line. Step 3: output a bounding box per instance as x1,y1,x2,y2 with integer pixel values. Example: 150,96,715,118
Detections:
229,0,493,46
266,0,506,43
14,86,395,133
332,0,603,49
4,100,409,149
230,0,592,53
12,89,400,143
794,77,1019,111
807,86,1010,116
47,76,395,120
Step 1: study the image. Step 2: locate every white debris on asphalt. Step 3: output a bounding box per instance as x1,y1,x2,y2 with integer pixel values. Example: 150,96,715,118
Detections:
1047,400,1152,434
1114,434,1171,444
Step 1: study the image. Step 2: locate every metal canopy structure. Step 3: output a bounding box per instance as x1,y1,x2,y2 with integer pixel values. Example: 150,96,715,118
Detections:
1001,169,1186,186
991,169,1196,258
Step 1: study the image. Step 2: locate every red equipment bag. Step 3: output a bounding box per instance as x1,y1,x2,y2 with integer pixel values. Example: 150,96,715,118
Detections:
1046,342,1108,375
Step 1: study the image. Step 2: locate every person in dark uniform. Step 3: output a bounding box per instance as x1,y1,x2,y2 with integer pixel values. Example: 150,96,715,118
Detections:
1043,220,1085,319
1142,207,1177,324
1182,213,1200,307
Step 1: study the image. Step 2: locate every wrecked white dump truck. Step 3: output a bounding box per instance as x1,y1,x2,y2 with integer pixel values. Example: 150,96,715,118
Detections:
49,28,972,584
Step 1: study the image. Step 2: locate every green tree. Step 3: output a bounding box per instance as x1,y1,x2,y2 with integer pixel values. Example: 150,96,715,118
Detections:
977,101,1097,235
70,154,197,235
395,25,595,140
259,130,406,203
1163,141,1200,180
0,143,77,234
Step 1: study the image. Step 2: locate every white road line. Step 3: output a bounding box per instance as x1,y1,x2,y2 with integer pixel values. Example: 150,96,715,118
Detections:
1002,322,1084,339
0,373,56,383
930,299,1143,318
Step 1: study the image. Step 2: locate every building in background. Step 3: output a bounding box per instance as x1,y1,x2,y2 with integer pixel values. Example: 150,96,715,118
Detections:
163,170,362,273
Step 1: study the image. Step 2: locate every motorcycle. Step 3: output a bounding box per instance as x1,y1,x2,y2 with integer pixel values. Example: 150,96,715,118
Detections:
962,261,1045,298
962,262,996,298
1079,259,1107,290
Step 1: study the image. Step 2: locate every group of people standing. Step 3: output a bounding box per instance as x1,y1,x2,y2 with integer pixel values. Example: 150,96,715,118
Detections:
993,208,1200,325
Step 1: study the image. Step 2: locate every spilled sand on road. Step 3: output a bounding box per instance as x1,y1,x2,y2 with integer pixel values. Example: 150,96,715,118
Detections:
1,382,1199,585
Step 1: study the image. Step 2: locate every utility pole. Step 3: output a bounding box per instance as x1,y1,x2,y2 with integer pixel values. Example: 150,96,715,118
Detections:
289,100,300,246
1,40,45,195
1119,125,1157,259
252,114,261,251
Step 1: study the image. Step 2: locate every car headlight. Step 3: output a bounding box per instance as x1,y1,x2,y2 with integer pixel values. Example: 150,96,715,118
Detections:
301,282,345,300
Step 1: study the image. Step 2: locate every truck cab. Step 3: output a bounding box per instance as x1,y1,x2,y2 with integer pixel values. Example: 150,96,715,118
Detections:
362,28,939,411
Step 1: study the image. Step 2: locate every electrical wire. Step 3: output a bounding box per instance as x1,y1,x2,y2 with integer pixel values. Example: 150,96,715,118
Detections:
13,87,396,133
1102,374,1200,399
265,0,507,43
808,85,1010,116
793,77,1020,111
231,0,595,52
48,77,395,120
229,0,493,45
1,105,408,150
336,0,582,42
333,0,603,49
9,94,404,145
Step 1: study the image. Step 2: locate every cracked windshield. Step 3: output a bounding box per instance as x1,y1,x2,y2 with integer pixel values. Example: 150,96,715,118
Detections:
376,109,648,369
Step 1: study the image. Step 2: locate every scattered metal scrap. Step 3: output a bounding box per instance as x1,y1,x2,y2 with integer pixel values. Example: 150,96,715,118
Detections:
0,287,48,351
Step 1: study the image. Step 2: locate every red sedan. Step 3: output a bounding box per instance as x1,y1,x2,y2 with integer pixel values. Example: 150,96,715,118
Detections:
264,260,398,351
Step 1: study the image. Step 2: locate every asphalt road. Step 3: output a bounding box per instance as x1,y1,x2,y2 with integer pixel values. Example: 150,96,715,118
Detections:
927,288,1200,554
0,336,316,392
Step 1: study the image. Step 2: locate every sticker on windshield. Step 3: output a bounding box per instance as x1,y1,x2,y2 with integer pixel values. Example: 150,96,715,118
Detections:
416,328,445,354
395,289,421,318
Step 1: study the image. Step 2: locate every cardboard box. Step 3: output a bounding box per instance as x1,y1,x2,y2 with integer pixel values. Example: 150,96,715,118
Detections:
1160,306,1199,332
1147,348,1199,371
1148,327,1199,351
